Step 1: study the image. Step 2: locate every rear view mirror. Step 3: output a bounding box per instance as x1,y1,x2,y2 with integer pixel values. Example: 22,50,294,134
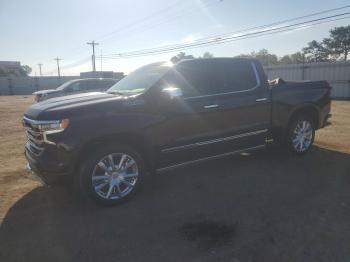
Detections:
162,87,183,99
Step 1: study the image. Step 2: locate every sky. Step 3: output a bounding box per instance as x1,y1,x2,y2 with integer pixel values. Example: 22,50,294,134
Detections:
1,0,349,76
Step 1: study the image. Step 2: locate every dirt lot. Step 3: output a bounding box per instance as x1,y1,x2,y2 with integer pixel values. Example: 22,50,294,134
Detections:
0,96,350,262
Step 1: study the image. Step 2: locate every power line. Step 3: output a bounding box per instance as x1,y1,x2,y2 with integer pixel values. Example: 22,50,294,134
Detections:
100,11,350,59
41,0,215,67
42,4,350,73
102,11,350,58
60,57,91,70
87,41,99,71
96,0,186,41
97,0,219,42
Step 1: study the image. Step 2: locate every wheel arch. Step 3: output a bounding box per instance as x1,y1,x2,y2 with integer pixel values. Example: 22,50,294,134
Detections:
288,104,320,129
75,132,155,174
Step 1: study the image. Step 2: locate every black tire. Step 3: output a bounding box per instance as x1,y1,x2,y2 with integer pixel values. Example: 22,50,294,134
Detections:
78,144,145,206
286,115,315,155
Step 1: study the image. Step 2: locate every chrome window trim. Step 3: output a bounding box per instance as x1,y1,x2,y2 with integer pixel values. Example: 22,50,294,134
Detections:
157,144,266,173
183,61,261,100
161,129,268,153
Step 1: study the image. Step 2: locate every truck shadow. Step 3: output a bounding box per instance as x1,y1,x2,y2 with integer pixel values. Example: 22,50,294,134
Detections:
1,146,350,262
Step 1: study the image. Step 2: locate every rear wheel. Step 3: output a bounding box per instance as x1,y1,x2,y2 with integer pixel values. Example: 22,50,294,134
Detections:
287,116,315,155
79,145,144,205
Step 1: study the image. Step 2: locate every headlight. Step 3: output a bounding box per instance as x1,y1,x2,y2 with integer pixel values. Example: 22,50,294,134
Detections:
36,119,70,132
40,119,69,145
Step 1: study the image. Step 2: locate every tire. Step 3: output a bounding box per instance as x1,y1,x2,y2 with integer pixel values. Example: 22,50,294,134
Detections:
79,144,145,206
286,115,315,155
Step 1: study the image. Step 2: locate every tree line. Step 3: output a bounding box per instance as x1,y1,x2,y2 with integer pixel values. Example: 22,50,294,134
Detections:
0,65,32,77
171,25,350,66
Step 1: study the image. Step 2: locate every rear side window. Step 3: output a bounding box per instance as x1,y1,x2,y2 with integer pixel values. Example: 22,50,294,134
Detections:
78,81,91,90
175,59,258,96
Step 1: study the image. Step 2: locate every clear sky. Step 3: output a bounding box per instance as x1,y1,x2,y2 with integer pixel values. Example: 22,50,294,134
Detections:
1,0,349,76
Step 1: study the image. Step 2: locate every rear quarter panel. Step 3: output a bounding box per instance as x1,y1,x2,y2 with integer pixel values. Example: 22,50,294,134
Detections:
271,83,331,129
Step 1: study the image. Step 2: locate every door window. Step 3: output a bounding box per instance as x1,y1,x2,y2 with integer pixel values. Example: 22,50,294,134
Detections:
66,82,81,92
174,59,258,97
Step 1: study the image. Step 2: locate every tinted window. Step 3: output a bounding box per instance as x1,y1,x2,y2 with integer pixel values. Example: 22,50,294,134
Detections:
174,60,210,97
87,81,101,90
174,59,258,96
159,69,200,97
66,82,81,92
212,60,257,93
79,81,93,90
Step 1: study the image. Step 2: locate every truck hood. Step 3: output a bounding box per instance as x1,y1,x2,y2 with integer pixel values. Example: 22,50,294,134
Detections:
32,89,59,95
24,92,128,120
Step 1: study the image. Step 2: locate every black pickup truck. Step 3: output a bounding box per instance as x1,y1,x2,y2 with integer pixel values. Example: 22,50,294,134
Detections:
23,58,331,205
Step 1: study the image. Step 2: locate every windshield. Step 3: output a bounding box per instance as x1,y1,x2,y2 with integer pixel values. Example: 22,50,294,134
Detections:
56,80,78,91
107,62,171,95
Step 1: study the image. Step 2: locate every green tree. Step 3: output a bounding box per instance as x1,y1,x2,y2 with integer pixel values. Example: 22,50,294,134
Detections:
235,49,278,66
255,49,278,66
323,25,350,62
289,52,305,64
202,51,214,58
20,65,32,76
170,52,195,63
302,40,329,62
278,52,305,64
279,55,293,64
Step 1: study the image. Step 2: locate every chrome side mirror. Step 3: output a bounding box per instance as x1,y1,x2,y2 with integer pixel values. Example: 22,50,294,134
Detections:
162,87,183,99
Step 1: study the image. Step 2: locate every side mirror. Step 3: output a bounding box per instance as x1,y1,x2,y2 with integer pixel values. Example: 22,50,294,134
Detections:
162,87,183,99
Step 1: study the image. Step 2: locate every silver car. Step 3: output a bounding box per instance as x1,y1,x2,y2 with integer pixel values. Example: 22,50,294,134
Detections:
33,78,118,102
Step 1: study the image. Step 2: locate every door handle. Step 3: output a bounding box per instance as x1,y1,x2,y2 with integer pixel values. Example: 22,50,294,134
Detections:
203,104,219,109
256,98,267,102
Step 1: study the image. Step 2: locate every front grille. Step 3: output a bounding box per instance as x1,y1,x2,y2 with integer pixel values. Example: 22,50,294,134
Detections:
23,117,44,156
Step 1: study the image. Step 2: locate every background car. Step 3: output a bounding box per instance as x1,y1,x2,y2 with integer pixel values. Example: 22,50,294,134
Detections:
33,78,118,102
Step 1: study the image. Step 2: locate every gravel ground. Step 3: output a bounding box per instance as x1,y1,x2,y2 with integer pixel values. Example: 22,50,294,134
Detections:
0,96,349,262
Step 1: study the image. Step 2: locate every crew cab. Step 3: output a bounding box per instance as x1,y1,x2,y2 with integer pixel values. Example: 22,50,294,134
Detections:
23,58,331,205
33,78,118,102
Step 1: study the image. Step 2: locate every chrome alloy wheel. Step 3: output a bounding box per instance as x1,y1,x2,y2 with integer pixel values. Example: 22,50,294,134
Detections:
91,153,139,200
292,120,313,153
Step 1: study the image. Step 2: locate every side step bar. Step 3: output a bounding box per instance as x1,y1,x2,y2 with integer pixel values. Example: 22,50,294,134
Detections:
156,144,266,173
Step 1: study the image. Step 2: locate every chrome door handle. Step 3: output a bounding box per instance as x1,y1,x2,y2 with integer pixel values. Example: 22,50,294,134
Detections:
203,104,219,109
256,98,267,102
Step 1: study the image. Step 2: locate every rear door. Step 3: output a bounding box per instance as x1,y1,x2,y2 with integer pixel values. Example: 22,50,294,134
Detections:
196,59,270,155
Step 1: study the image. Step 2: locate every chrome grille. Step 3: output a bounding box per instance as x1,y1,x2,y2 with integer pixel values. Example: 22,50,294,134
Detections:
23,117,44,156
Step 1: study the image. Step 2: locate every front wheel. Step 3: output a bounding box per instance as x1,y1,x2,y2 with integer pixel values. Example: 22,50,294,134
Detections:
287,116,315,155
79,145,145,206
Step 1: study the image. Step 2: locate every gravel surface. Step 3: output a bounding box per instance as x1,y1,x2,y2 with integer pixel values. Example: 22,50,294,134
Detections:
0,96,349,262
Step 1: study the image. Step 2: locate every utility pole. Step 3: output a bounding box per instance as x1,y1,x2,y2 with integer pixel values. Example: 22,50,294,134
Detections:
100,50,103,72
54,57,62,79
87,40,99,72
38,63,43,76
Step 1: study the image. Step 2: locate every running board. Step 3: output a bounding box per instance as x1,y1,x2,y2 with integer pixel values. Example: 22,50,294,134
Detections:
156,144,266,173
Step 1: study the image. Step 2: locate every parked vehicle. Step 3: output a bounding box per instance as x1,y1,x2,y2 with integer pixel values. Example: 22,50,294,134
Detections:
32,78,118,102
23,58,331,205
